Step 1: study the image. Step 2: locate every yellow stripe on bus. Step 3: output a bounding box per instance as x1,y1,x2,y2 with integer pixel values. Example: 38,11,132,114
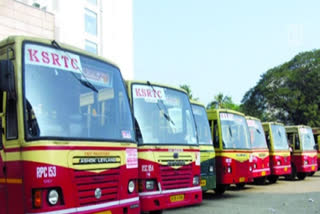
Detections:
0,178,23,184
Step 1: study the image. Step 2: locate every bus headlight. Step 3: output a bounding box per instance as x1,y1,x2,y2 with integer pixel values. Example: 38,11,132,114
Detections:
128,180,135,193
277,160,281,166
253,164,257,169
227,166,232,173
193,176,200,185
209,165,214,172
48,189,59,206
146,180,154,190
249,166,252,172
304,160,308,165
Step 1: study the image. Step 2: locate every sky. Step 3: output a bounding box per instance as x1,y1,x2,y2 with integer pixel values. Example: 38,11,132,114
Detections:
133,0,320,106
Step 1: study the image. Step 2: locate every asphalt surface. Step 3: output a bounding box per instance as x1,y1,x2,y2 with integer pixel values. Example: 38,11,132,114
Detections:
164,172,320,214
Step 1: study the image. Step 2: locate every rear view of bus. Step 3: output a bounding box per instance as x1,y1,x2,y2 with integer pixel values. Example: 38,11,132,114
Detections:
246,117,270,184
191,101,216,192
0,36,139,214
207,109,252,194
127,81,202,213
286,125,318,180
262,122,291,183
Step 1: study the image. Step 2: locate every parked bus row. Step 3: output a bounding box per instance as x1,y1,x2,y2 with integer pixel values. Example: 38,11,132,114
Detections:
0,36,318,214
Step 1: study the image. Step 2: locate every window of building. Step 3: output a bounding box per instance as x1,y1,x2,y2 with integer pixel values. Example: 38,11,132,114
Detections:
85,40,98,54
85,9,97,36
86,0,97,5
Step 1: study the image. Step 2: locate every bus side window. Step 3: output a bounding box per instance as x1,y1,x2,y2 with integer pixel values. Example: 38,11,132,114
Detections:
287,133,294,150
294,134,300,150
6,96,18,140
213,120,219,149
265,132,271,149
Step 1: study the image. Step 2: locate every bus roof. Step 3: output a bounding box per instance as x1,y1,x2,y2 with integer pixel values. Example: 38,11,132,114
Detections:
245,116,261,121
126,80,188,95
206,108,245,119
0,35,119,68
285,125,311,133
190,100,205,108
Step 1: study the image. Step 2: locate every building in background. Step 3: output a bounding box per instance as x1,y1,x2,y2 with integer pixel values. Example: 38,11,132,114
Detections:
0,0,134,79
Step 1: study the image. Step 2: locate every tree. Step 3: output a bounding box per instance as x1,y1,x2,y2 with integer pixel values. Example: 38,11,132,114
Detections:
207,93,240,111
179,84,199,101
241,49,320,126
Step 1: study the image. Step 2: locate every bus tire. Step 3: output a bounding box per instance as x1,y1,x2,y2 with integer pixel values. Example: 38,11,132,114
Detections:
297,172,306,180
268,175,278,184
214,184,226,195
254,177,266,185
149,210,163,214
236,183,245,189
309,171,315,176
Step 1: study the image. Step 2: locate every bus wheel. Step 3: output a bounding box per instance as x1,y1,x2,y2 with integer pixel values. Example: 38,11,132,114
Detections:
268,175,278,184
149,210,163,214
254,177,266,185
214,184,226,195
309,171,315,176
236,183,245,189
297,173,306,180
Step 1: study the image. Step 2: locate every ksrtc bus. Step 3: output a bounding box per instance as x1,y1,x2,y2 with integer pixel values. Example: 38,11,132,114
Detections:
126,81,202,213
285,125,318,180
0,36,139,214
262,122,291,183
312,127,320,171
246,117,270,184
206,109,253,194
190,101,216,192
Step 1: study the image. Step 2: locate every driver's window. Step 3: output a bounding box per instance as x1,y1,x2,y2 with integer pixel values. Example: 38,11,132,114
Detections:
6,95,18,140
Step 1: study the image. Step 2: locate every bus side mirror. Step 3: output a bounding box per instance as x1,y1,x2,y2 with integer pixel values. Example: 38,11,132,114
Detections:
0,60,16,96
314,144,319,150
0,118,3,150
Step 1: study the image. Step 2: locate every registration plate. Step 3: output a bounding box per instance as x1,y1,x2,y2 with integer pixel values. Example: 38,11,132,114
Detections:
312,165,315,170
284,167,288,172
94,211,112,214
239,177,245,182
261,171,266,176
170,194,184,202
200,179,207,187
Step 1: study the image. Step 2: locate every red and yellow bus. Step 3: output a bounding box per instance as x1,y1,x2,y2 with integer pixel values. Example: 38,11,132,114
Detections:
246,117,270,184
206,109,253,194
262,122,291,183
126,81,202,213
312,127,320,172
285,125,318,180
190,101,216,192
0,36,139,214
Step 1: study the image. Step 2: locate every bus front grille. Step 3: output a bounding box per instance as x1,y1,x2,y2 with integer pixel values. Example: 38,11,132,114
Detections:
159,164,193,190
73,168,120,205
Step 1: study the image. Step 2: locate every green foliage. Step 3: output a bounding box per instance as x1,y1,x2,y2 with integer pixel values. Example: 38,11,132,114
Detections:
241,49,320,126
179,84,199,101
207,92,241,111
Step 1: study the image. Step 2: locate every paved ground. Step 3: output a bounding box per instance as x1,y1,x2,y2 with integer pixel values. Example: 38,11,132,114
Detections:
165,172,320,214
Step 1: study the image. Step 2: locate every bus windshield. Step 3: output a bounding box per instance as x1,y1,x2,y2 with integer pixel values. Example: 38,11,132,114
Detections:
270,125,289,150
24,43,134,141
191,104,212,145
219,113,251,149
132,84,197,145
247,119,268,149
299,127,316,151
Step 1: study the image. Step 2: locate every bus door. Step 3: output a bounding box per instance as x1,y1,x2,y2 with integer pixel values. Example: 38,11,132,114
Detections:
0,90,7,214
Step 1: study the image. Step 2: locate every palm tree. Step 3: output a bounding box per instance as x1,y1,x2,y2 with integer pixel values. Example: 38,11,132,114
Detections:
207,93,232,109
179,84,198,101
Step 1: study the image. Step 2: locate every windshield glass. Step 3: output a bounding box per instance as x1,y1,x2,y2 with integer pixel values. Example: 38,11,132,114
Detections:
219,113,251,149
191,104,212,145
246,119,268,149
132,84,197,145
24,43,134,141
271,125,289,150
299,127,316,151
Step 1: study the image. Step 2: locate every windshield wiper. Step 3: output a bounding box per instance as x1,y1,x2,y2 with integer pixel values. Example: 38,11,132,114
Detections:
146,81,175,126
51,40,98,93
256,128,261,134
